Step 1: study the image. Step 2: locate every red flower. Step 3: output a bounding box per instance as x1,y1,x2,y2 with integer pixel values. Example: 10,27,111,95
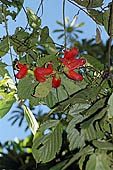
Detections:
59,58,86,70
67,70,83,81
34,63,53,82
58,47,86,81
15,62,28,79
52,75,61,88
64,47,78,59
34,69,46,82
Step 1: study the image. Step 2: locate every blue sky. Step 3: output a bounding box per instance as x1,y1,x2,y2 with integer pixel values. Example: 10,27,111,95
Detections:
0,0,111,143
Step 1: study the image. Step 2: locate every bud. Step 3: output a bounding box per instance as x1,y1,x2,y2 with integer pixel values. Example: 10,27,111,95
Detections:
52,75,61,88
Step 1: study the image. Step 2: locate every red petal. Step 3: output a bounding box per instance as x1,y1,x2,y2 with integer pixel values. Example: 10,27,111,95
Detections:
34,68,46,82
58,58,68,65
67,70,83,81
45,63,53,75
66,58,86,70
58,57,86,70
35,73,46,82
16,66,28,79
34,64,53,76
64,47,79,59
16,61,25,69
52,75,61,88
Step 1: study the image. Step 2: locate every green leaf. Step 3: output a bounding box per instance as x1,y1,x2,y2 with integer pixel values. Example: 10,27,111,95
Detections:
88,9,103,25
26,8,41,29
50,160,68,170
84,123,104,141
108,93,113,118
54,86,100,113
79,154,87,170
85,98,106,117
11,27,39,56
83,54,104,70
56,85,68,102
11,0,24,18
69,103,90,116
0,91,15,118
0,5,5,24
41,91,58,108
17,74,38,100
86,154,97,170
88,8,111,35
0,1,24,20
34,78,52,98
81,106,107,130
0,75,16,90
103,9,110,35
86,153,111,170
61,74,84,95
93,140,113,150
12,0,24,13
38,54,59,69
24,105,39,135
62,146,94,170
93,107,107,121
96,28,101,44
0,62,9,77
0,37,9,57
73,0,104,8
32,76,87,109
0,0,11,6
32,120,62,163
44,36,57,55
40,26,49,43
39,120,61,132
12,27,29,41
10,28,29,55
67,115,85,150
72,86,100,103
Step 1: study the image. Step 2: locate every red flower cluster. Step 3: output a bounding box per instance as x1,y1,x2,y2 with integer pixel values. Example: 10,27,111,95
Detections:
15,61,60,88
15,62,28,79
58,47,86,81
34,64,61,88
15,47,86,88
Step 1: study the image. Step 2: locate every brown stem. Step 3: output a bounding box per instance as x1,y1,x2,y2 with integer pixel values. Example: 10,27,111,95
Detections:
108,1,113,73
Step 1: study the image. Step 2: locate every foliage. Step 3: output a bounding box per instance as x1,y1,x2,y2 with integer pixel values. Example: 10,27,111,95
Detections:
0,0,113,170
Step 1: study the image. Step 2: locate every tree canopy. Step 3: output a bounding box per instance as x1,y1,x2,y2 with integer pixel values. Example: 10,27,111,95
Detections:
0,0,113,170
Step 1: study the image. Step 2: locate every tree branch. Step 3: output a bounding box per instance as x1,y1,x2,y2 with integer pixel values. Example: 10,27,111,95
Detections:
67,0,98,24
108,1,113,73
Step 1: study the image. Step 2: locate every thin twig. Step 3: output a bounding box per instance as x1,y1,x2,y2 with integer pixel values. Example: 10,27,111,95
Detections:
22,5,29,30
67,0,99,24
2,5,17,84
63,0,67,49
36,0,44,16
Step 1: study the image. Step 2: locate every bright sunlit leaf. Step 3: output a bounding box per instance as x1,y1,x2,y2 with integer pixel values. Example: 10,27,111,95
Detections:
24,105,39,135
